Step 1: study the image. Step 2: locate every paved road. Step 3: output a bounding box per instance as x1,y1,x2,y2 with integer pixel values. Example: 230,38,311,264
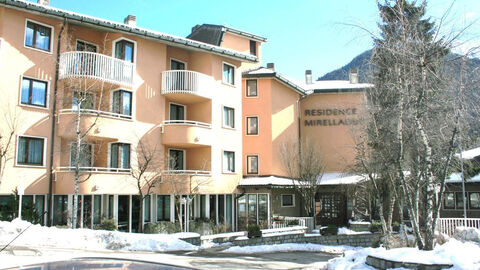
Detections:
0,246,339,269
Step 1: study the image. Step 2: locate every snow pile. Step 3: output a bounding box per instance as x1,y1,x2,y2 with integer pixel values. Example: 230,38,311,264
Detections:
326,239,480,270
0,219,197,252
223,243,355,254
453,226,480,243
338,227,372,235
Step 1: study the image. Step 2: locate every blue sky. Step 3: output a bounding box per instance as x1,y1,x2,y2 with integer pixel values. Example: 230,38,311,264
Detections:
37,0,479,81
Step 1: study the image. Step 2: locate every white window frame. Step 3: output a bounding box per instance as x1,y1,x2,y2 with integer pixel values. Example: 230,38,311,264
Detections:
170,58,188,70
15,135,47,167
112,37,137,64
246,115,259,136
222,150,235,173
110,88,134,118
222,106,235,129
107,141,131,169
24,19,54,54
222,62,235,86
19,75,50,110
245,79,258,98
246,154,259,175
281,194,295,207
168,102,187,121
69,142,94,167
168,148,186,170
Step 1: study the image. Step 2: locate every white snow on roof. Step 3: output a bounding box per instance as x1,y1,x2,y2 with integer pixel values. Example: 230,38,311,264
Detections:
303,80,373,93
247,67,275,75
239,173,365,187
238,176,299,186
318,173,366,185
457,147,480,160
447,172,480,183
8,0,254,61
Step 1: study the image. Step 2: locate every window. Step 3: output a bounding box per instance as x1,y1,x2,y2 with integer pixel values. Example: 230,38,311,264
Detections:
157,195,171,221
53,195,68,226
17,136,44,166
110,143,130,169
170,59,186,70
169,103,185,121
76,40,97,52
443,192,455,209
246,155,258,174
469,192,480,209
246,79,258,97
456,192,464,209
223,106,235,128
112,90,132,117
281,194,294,207
114,39,134,62
144,195,151,222
222,63,235,85
72,91,94,111
21,77,47,108
249,40,257,56
169,149,185,170
70,143,93,168
223,151,235,173
25,20,52,52
246,116,258,135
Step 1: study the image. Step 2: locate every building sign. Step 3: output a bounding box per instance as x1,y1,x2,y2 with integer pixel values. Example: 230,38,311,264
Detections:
304,108,360,126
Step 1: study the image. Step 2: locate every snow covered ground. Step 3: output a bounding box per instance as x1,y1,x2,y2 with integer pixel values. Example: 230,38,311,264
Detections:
0,219,198,252
223,243,355,254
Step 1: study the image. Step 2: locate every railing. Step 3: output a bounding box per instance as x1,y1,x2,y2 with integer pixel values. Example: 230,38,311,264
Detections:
59,51,134,87
162,170,211,176
161,70,213,97
162,120,211,128
437,218,480,236
56,166,131,174
271,216,315,231
59,109,132,120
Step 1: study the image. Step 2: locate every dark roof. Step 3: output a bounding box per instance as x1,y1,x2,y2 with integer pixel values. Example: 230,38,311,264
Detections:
187,24,267,46
243,67,306,96
0,0,258,63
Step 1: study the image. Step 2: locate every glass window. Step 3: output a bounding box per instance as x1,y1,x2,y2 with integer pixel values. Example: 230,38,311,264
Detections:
82,195,92,228
25,21,51,51
70,143,92,168
225,194,232,227
21,77,47,107
76,40,97,52
443,192,455,209
53,195,68,226
469,192,480,209
110,143,130,169
157,195,171,221
246,116,258,135
72,91,94,111
456,192,465,209
169,103,185,121
115,39,134,62
218,195,225,224
144,195,151,222
248,194,257,225
168,149,184,170
258,194,268,227
112,90,132,117
246,79,257,97
223,106,234,128
237,195,247,231
17,136,44,166
93,195,101,225
34,195,45,225
209,195,216,223
223,151,235,173
247,155,258,174
281,194,294,207
249,40,257,56
108,195,114,219
200,195,206,219
222,63,235,85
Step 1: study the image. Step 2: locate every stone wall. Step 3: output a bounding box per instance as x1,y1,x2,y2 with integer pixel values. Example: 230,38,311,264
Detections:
366,255,453,270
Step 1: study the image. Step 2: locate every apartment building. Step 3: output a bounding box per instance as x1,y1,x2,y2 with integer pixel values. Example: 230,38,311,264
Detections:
0,0,265,232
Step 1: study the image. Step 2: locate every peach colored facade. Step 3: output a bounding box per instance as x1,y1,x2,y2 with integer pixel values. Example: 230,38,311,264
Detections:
0,1,261,231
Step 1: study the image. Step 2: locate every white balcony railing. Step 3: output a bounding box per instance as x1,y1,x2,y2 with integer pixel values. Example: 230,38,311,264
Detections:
59,109,132,120
437,218,480,236
162,120,211,128
163,170,211,176
56,166,131,174
59,51,134,87
161,70,213,98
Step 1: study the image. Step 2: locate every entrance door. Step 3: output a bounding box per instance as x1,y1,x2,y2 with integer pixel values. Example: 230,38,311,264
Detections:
131,195,141,232
169,149,185,170
169,103,185,121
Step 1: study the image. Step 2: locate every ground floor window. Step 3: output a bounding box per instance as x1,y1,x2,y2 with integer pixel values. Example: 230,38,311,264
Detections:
316,193,346,225
53,195,68,226
237,193,269,231
156,195,171,221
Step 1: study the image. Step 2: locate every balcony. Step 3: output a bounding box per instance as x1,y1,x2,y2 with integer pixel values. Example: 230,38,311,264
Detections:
161,120,212,147
161,70,213,103
58,109,133,140
59,51,134,88
55,168,134,194
162,170,211,176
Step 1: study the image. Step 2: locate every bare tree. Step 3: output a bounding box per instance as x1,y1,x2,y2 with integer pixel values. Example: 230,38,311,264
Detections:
130,139,163,233
280,139,325,217
0,103,20,188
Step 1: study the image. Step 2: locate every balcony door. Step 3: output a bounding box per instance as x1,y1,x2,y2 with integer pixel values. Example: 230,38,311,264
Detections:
169,103,185,122
169,149,185,171
171,59,186,90
75,40,97,74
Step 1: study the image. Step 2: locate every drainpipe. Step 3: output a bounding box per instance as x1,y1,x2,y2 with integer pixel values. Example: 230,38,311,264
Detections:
47,18,66,226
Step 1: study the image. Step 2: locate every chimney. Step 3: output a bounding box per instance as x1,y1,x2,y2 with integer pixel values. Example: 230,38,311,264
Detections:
305,70,312,84
266,63,275,71
37,0,49,5
124,15,137,27
349,68,358,84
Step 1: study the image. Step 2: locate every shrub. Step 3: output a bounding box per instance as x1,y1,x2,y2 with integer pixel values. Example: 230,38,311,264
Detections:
100,218,117,231
144,221,181,234
370,221,382,233
189,220,214,235
320,224,338,235
247,224,262,238
287,219,299,226
392,221,400,232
